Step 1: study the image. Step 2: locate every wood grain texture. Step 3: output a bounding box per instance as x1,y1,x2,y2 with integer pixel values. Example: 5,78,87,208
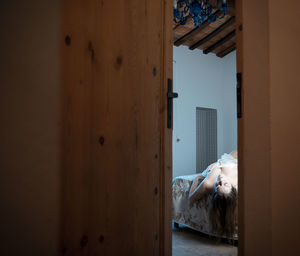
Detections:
216,43,236,57
161,1,173,255
189,16,235,50
62,0,165,255
203,30,235,54
174,10,221,47
62,1,94,255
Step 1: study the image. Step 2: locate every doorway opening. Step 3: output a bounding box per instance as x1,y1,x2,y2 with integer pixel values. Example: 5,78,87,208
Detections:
170,3,238,254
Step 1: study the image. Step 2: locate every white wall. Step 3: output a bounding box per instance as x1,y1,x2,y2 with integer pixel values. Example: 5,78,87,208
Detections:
173,46,237,178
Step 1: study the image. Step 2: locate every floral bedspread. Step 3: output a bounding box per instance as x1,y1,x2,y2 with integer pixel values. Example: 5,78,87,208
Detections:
172,174,238,240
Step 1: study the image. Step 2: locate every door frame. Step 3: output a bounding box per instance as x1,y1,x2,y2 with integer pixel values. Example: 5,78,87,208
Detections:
160,1,244,255
160,0,173,255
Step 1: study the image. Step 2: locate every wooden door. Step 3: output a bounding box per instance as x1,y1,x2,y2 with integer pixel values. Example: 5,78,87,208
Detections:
62,0,173,255
237,0,300,254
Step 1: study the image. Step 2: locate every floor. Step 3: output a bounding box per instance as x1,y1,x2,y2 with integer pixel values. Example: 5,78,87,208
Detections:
172,224,237,256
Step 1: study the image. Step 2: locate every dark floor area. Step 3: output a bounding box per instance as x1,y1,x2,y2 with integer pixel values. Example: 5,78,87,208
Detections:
172,224,237,256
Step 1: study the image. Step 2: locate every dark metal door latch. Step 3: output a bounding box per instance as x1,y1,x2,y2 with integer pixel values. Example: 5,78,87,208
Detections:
237,72,242,118
167,78,178,129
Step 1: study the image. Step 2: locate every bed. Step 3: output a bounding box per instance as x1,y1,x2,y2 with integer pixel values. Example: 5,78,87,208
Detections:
172,174,238,240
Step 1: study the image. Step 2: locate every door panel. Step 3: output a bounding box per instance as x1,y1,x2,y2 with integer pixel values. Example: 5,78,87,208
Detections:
62,0,172,255
196,107,218,173
240,0,300,255
238,0,272,255
161,1,173,256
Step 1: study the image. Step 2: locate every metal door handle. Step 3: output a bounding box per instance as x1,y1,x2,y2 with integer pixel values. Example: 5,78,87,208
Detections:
237,72,242,118
167,78,178,129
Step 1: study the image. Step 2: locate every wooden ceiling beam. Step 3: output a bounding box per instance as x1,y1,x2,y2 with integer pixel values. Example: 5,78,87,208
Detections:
173,16,192,32
189,16,235,50
203,29,235,54
173,10,221,47
216,43,236,57
173,23,180,30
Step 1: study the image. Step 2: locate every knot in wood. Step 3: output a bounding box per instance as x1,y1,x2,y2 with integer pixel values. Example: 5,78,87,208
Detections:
99,235,104,243
80,235,88,248
65,35,71,46
153,67,157,77
115,55,123,70
99,136,105,146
